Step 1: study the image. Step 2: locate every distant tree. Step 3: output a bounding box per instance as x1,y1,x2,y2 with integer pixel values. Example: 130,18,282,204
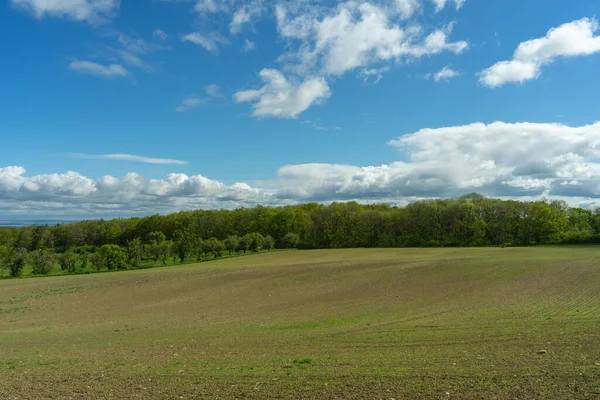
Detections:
263,235,275,251
4,247,28,278
281,233,300,249
208,238,225,258
245,232,265,252
196,238,208,261
29,248,56,275
0,245,8,275
159,240,172,265
224,235,239,255
567,208,592,233
99,244,128,270
238,235,250,254
199,238,211,259
127,238,144,267
146,231,166,245
80,252,89,270
90,251,106,273
58,251,80,273
173,229,194,263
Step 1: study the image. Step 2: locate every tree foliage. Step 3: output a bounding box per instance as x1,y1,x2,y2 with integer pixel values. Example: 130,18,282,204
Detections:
59,251,80,273
1,195,596,278
30,249,56,275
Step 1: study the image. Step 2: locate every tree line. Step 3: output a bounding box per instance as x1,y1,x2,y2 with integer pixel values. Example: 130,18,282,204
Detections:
1,193,599,278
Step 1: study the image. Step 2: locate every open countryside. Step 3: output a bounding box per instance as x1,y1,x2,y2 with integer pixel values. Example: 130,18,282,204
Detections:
1,247,600,399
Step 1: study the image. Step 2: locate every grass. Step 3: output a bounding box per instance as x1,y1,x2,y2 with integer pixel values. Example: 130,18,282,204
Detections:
0,247,599,398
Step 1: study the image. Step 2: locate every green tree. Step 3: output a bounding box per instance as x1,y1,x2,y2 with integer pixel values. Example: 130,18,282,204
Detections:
3,247,28,278
127,238,144,267
80,252,90,270
0,245,8,275
281,232,300,249
213,239,225,258
173,229,194,263
30,249,56,275
159,240,172,265
263,235,275,251
238,235,250,254
59,251,80,273
244,232,265,252
224,235,239,255
90,251,106,272
146,231,166,245
99,244,128,270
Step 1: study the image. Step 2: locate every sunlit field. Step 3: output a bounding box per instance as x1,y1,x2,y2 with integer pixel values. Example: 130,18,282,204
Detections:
1,248,599,399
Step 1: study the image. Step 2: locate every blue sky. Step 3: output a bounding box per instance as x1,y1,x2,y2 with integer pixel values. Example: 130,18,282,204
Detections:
2,0,600,218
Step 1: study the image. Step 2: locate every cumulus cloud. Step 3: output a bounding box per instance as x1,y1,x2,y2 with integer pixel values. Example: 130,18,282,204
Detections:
7,121,600,215
181,32,228,52
68,153,189,165
0,167,272,216
10,0,117,23
303,4,468,76
234,69,331,118
69,59,130,78
275,121,600,202
393,0,421,19
238,1,467,117
480,18,600,88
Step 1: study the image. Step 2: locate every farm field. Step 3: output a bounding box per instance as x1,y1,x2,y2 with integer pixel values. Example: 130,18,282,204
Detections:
1,247,600,399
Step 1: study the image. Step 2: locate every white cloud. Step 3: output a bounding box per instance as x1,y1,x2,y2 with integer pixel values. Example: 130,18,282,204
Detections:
68,153,189,165
194,0,224,13
359,66,391,84
153,29,168,40
175,97,204,112
205,84,224,98
311,3,464,75
275,121,600,202
431,0,466,13
181,32,228,52
242,38,256,52
229,1,264,35
432,66,460,82
8,121,600,215
234,69,331,118
240,1,468,117
175,85,223,112
0,166,272,216
302,120,342,131
69,59,130,78
480,18,600,88
10,0,118,23
393,0,421,19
